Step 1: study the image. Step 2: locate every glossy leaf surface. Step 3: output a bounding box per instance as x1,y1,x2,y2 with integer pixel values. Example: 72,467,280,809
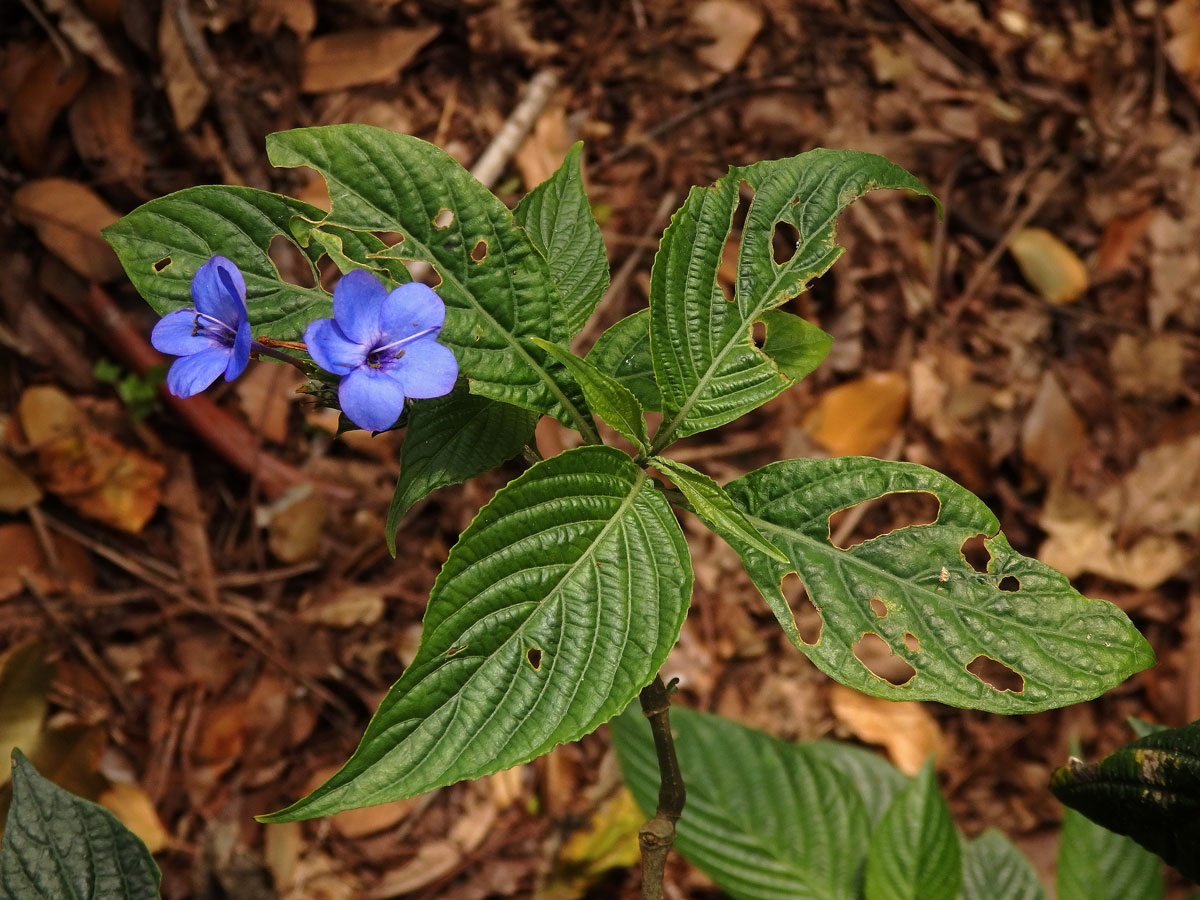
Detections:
957,830,1047,900
587,308,660,411
533,337,649,451
1056,807,1164,900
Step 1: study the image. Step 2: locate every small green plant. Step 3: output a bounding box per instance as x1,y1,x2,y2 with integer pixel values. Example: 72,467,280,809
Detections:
93,358,165,421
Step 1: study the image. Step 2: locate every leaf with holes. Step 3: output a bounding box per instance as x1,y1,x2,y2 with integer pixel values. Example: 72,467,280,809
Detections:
1051,720,1200,881
103,187,332,339
725,456,1153,713
533,337,648,451
385,384,538,555
587,308,661,412
865,761,961,900
265,125,595,436
513,142,609,336
1056,807,1164,900
1,750,161,900
958,830,1047,900
612,705,872,900
261,446,690,821
649,150,938,451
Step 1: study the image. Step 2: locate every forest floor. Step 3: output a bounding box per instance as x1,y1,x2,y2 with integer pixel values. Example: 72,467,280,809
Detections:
2,1,1200,897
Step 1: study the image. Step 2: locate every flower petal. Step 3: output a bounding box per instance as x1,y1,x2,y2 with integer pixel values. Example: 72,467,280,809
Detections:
192,256,247,326
381,282,446,342
151,308,221,356
225,319,251,381
338,366,407,433
333,269,387,344
305,318,367,375
166,346,231,398
389,338,458,399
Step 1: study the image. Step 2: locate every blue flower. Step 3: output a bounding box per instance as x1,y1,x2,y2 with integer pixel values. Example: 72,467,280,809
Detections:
150,256,252,398
305,270,458,432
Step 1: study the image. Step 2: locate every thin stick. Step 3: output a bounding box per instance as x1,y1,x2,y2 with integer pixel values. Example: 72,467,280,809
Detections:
471,69,559,191
637,675,685,900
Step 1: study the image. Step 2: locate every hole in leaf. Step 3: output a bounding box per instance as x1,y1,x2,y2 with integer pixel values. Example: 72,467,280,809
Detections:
869,596,887,618
269,234,316,288
852,633,916,686
447,645,468,657
998,575,1020,592
433,208,454,229
772,220,800,265
828,491,940,550
751,319,766,348
960,534,991,573
967,655,1024,692
381,232,405,247
527,647,542,670
471,239,488,262
903,631,919,652
153,256,171,273
780,572,821,644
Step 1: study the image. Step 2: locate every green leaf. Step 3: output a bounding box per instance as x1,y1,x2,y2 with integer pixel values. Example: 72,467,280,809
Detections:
803,741,906,825
1051,720,1200,882
865,761,961,900
1056,807,1164,900
1,750,161,900
385,385,538,555
586,308,661,412
726,456,1154,713
265,125,595,437
759,309,832,381
262,446,691,821
532,337,648,451
513,142,610,335
649,150,938,450
102,186,330,340
651,456,788,564
612,705,872,900
957,830,1048,900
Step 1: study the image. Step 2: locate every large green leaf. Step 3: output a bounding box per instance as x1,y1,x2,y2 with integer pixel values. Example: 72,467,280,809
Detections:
102,186,330,339
957,830,1047,900
513,142,609,335
1056,807,1164,900
649,150,937,450
864,761,961,900
533,337,649,451
613,705,872,900
587,308,661,411
726,457,1153,713
803,741,906,825
263,446,690,821
1051,720,1200,881
265,125,594,436
385,385,538,555
1,750,161,900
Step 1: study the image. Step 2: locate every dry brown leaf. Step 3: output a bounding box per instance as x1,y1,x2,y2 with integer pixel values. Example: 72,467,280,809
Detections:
691,0,763,75
1020,372,1086,482
297,585,386,628
68,74,146,182
13,178,123,282
250,0,316,38
159,7,209,130
803,371,909,456
369,841,461,899
1098,431,1200,537
0,641,53,787
99,780,172,853
6,44,89,171
830,684,946,776
0,451,42,512
235,361,303,444
260,486,327,563
1165,0,1200,81
515,99,571,191
1007,227,1089,305
1108,333,1186,401
302,25,440,93
42,0,126,75
0,523,96,600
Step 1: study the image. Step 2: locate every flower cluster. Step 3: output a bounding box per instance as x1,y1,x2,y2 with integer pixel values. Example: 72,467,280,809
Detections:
152,258,457,432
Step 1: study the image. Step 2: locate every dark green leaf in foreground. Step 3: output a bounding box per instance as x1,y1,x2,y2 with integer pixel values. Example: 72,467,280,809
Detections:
649,150,938,450
266,125,594,435
587,308,661,412
1,750,161,900
533,337,649,451
803,740,906,825
957,829,1047,900
385,385,538,555
1051,720,1200,882
513,142,610,336
264,446,691,821
102,186,330,340
613,705,871,900
758,309,832,382
1056,807,1164,900
727,456,1153,713
864,761,961,900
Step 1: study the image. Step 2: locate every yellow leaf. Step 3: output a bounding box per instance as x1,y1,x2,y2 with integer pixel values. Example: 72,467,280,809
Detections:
1007,227,1088,305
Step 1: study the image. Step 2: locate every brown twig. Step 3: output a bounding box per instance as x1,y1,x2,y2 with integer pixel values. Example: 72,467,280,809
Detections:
637,675,685,900
471,69,560,191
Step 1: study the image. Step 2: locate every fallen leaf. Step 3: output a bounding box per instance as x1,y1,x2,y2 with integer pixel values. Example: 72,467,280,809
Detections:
0,523,96,601
301,25,440,93
1165,0,1200,81
1108,333,1186,401
1020,371,1086,481
260,486,327,563
6,43,88,171
1098,431,1200,537
249,0,316,38
297,585,385,628
159,6,209,130
42,0,126,75
368,841,461,898
537,789,642,900
515,99,571,191
803,371,909,456
0,452,42,511
235,360,303,444
1007,227,1089,305
830,684,945,776
13,178,123,281
68,74,146,182
0,641,53,787
691,0,763,75
99,780,172,853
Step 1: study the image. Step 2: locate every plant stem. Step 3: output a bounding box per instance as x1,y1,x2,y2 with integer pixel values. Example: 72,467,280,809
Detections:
637,675,685,900
251,341,309,375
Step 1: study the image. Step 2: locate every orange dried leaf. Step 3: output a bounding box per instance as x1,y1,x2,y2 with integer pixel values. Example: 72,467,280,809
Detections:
830,684,946,776
13,178,123,282
1007,227,1088,305
301,26,440,93
803,371,909,456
